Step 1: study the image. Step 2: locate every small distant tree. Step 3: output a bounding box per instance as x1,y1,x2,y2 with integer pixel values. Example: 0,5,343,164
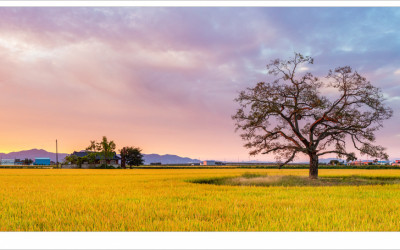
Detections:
233,52,393,179
329,160,339,166
120,146,144,168
64,154,78,165
23,158,33,165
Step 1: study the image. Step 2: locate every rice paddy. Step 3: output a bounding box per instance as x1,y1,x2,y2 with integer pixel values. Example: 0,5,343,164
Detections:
1,168,400,231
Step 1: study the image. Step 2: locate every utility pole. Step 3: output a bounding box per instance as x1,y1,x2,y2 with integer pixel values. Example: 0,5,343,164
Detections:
56,139,58,166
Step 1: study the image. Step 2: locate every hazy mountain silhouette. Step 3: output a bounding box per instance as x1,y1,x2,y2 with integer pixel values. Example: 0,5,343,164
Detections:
0,149,68,162
143,154,201,164
0,149,201,164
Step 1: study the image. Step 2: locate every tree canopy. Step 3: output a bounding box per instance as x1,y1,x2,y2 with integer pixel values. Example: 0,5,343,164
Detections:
233,53,393,178
120,146,144,168
85,136,116,165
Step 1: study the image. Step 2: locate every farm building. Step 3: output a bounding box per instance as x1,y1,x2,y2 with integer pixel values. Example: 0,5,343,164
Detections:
377,160,391,165
1,159,15,165
34,158,51,166
202,161,225,166
203,160,216,165
348,160,393,166
348,160,373,166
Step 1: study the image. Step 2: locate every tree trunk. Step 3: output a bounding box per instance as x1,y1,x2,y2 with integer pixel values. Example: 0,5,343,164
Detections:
309,153,318,179
121,157,126,169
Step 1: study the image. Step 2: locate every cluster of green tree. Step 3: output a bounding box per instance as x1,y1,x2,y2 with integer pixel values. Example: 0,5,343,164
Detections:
16,158,34,165
328,160,344,166
64,154,88,166
119,146,144,169
64,136,144,168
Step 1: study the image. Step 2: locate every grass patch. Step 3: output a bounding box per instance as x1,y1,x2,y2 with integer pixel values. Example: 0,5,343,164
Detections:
190,173,400,187
240,172,267,178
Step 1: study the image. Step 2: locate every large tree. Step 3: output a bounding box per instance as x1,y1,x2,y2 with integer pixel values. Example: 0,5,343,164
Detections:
97,136,116,165
232,53,393,179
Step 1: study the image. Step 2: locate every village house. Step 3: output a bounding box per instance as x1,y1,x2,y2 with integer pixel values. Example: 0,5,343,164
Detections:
202,160,225,166
377,160,391,165
347,160,364,166
347,160,394,166
392,160,400,166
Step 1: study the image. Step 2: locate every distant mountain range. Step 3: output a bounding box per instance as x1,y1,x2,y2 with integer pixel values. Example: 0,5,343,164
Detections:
143,154,200,165
0,149,68,162
0,149,201,164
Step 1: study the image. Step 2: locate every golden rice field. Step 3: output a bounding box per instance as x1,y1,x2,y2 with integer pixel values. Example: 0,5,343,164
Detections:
1,168,400,231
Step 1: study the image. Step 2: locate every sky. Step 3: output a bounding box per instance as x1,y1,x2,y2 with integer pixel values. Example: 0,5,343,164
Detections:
0,7,399,161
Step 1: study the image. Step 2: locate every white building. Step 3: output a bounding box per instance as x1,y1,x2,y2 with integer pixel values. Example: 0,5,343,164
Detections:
376,160,391,165
1,159,15,165
203,160,216,166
